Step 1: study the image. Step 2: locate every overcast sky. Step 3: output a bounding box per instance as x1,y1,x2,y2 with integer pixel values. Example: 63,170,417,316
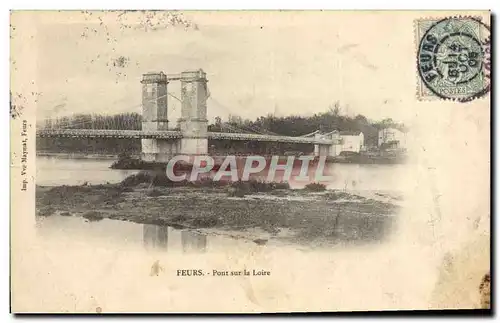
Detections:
34,11,422,124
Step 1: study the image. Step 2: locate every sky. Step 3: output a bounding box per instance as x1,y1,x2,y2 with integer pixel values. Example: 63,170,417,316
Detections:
32,11,426,124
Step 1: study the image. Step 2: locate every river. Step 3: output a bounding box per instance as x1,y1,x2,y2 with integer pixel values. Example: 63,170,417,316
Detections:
36,155,408,192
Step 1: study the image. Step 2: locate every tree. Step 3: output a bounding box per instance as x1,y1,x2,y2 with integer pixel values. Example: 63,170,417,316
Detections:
328,101,341,116
354,114,368,124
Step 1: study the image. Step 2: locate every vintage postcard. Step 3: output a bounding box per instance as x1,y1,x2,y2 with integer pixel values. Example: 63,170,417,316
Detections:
10,10,491,313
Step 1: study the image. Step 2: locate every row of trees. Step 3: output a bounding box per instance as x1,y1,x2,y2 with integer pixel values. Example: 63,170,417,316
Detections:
40,112,142,130
209,103,407,147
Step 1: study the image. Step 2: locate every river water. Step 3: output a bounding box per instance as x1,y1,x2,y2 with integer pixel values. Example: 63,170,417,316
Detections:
36,214,246,254
36,155,407,191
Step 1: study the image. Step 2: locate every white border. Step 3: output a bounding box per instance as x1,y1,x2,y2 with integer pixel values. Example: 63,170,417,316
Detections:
2,1,498,322
3,1,498,10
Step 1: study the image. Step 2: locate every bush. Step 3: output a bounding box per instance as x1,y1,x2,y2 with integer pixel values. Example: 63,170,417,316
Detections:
273,182,291,190
231,179,289,193
120,170,173,187
121,172,291,193
226,180,290,197
304,182,327,192
184,177,230,188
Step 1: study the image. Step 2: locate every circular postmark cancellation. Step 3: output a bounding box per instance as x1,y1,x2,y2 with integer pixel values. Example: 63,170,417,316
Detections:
417,17,491,102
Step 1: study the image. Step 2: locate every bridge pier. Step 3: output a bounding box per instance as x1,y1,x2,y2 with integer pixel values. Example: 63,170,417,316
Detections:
140,70,209,162
315,143,332,157
141,72,179,162
178,69,209,156
141,139,180,162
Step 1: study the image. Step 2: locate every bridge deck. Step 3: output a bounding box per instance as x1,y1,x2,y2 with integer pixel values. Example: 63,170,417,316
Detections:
36,129,183,139
36,129,340,144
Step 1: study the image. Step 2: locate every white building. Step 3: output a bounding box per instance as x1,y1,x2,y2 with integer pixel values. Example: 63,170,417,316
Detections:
378,128,407,149
313,130,364,157
339,131,364,153
314,131,342,157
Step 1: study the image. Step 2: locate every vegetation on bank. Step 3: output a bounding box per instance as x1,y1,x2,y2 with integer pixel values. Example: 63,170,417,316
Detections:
304,183,327,192
110,154,166,170
119,170,290,197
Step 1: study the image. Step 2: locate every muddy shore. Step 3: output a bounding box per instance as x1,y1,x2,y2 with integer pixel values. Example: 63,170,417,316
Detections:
36,183,402,247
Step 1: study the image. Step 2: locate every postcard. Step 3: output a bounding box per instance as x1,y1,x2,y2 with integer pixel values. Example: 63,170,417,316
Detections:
10,10,490,313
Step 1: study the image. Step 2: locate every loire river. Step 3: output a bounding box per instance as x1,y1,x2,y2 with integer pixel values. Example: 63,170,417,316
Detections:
36,155,408,192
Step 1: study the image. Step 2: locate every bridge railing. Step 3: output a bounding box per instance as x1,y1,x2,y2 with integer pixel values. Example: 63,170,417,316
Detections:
36,129,183,139
36,129,340,144
207,132,341,144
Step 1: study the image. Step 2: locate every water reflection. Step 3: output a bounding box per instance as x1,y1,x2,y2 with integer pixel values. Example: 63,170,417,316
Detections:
181,230,207,253
36,215,210,254
143,223,207,253
143,224,169,250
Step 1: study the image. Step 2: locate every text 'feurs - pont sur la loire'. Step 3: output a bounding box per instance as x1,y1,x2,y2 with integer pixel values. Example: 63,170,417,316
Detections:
177,269,271,277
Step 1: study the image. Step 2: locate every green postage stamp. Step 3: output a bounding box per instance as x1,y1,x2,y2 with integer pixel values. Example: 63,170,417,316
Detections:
415,16,491,102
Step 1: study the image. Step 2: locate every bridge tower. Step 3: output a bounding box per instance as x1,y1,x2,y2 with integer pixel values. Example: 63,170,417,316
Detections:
179,69,209,155
141,72,179,162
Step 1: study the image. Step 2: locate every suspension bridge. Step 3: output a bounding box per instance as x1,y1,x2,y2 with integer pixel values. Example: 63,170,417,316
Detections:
36,69,342,161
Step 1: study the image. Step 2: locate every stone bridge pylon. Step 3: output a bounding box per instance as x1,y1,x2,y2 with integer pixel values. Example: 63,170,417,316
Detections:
141,69,209,162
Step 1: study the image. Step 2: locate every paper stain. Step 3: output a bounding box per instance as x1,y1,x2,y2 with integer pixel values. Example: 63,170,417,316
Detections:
430,234,490,309
479,272,490,309
10,92,25,119
150,260,164,276
241,278,260,306
10,91,42,119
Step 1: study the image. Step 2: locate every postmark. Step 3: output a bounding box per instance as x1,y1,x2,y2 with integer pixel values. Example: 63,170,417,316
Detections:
416,17,491,102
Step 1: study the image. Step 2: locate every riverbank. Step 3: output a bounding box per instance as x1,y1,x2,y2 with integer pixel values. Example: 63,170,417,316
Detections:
109,154,408,171
37,152,135,160
36,180,402,247
37,151,408,172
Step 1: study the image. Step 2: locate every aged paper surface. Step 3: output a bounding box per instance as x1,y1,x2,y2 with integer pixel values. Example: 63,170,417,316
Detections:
10,10,490,313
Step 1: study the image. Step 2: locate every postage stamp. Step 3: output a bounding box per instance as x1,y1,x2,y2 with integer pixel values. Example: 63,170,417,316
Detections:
415,17,491,102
